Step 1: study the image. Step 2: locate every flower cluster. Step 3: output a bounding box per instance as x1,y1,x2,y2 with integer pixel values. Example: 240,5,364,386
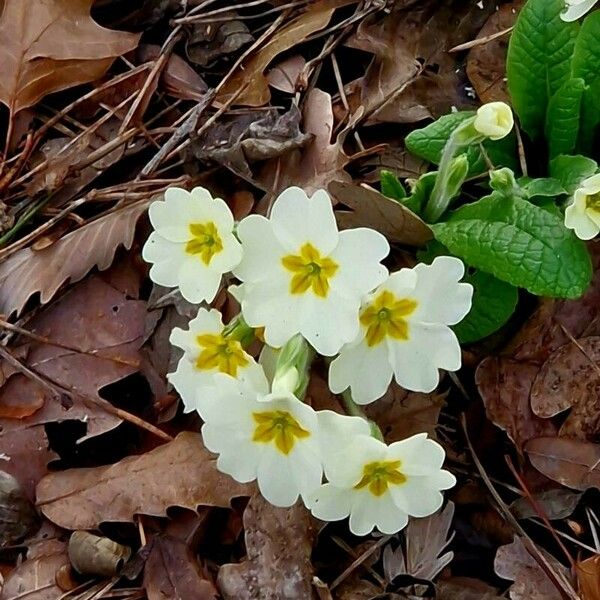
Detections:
143,184,471,535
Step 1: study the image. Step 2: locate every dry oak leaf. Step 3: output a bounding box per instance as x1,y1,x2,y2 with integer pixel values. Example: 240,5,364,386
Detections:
530,336,600,440
576,555,600,600
0,538,69,600
494,536,569,600
475,358,557,452
36,432,250,530
217,0,358,107
525,437,600,491
258,88,352,196
143,536,218,600
466,1,524,104
217,493,315,600
0,273,148,499
0,0,140,116
0,199,149,317
329,181,433,247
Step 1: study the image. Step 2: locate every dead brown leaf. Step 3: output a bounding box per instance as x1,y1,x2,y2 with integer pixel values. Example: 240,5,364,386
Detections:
0,0,140,116
345,1,493,125
0,471,39,547
0,538,69,600
525,437,600,491
217,0,358,106
576,555,600,600
266,55,306,94
0,200,149,317
475,358,557,452
217,493,315,600
510,488,582,521
259,88,352,195
466,1,523,103
329,181,433,247
36,432,250,529
530,337,600,440
0,273,148,498
143,536,218,600
436,578,503,600
494,537,570,600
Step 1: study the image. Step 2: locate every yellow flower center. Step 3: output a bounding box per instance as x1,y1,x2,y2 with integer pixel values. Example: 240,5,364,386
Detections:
586,191,600,213
281,242,339,298
252,410,310,455
186,222,223,265
354,460,407,497
194,333,248,377
360,290,418,347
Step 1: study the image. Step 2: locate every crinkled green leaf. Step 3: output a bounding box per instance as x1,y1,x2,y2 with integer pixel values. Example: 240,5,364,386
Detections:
520,177,567,198
572,12,600,150
506,0,579,139
380,170,406,200
431,193,592,298
545,78,585,158
453,271,519,343
549,154,597,194
405,112,517,176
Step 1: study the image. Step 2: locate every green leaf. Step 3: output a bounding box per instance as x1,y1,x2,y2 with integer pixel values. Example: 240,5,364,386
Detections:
453,271,519,344
405,172,437,216
431,192,592,298
380,170,407,200
572,13,600,150
549,154,597,194
506,0,579,139
545,78,585,158
405,112,518,176
520,177,567,198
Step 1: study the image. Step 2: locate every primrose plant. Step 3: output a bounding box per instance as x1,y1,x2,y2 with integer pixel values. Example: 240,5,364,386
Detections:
380,0,600,347
143,181,475,536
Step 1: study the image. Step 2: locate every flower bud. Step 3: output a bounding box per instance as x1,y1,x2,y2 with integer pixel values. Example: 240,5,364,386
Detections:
473,102,514,141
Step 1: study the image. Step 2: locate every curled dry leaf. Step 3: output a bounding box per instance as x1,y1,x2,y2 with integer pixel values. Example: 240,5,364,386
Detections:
0,273,148,498
68,531,131,577
530,336,600,440
466,1,523,104
0,199,149,317
329,181,433,247
0,538,69,600
259,88,352,195
494,537,570,600
217,493,315,600
525,437,600,491
217,0,358,106
0,0,140,116
475,358,557,452
510,488,582,521
36,432,250,530
0,471,39,547
383,502,454,585
266,55,306,94
143,536,218,600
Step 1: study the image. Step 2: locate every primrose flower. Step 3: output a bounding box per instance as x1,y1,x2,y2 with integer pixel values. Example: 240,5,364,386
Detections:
168,308,267,416
201,374,322,507
561,0,597,21
473,102,514,141
233,187,390,356
329,256,472,402
142,186,242,303
564,173,600,240
306,433,456,536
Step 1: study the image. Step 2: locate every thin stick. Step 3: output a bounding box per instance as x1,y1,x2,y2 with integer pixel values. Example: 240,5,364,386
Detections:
449,27,513,53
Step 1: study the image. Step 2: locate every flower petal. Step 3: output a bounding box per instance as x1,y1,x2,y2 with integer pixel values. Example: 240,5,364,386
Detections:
412,256,473,325
207,232,243,273
234,214,286,281
256,449,302,507
328,338,393,404
306,484,352,522
143,233,186,287
270,187,339,254
390,479,444,518
177,258,222,303
326,435,387,488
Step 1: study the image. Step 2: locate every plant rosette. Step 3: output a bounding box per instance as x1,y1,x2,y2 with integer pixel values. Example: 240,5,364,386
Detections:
307,433,456,536
233,186,390,356
328,256,473,403
143,186,242,303
168,308,266,416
